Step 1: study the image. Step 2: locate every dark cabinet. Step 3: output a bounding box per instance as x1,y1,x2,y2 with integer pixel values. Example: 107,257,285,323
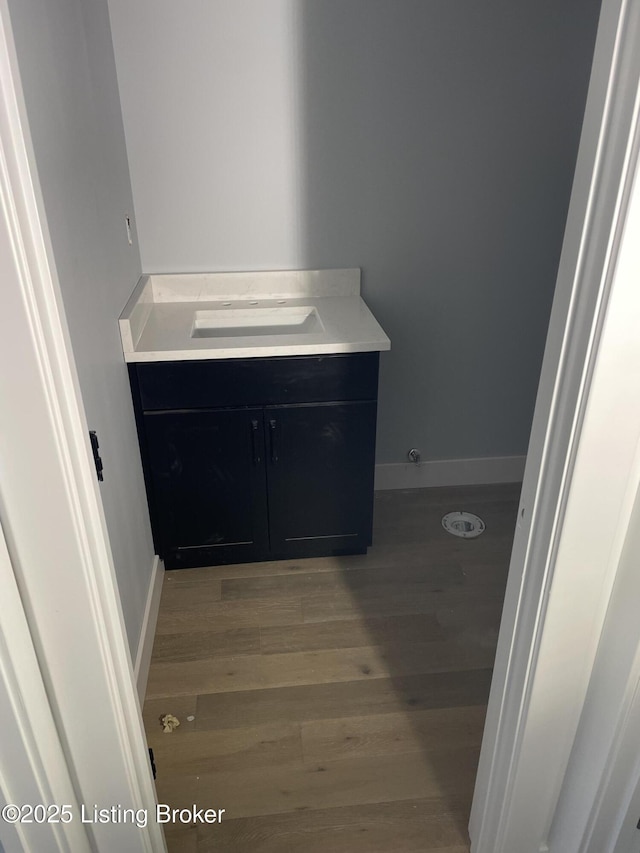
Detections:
143,408,269,566
266,402,376,559
129,353,379,569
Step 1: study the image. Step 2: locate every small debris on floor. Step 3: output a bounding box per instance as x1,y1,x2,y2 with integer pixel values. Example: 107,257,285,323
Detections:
186,715,195,722
160,713,180,733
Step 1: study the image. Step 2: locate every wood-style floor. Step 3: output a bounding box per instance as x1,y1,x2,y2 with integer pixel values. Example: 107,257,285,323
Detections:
143,483,519,852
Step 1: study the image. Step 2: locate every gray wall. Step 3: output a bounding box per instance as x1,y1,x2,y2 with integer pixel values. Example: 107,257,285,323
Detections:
8,0,155,655
108,0,601,464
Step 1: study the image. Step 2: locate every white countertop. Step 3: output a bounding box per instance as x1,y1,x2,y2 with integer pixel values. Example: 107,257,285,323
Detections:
119,269,391,362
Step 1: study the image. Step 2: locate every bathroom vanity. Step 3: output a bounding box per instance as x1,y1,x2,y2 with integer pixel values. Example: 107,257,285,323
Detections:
119,269,390,569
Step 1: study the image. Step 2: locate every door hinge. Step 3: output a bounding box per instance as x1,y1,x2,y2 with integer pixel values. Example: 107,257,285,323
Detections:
89,431,104,481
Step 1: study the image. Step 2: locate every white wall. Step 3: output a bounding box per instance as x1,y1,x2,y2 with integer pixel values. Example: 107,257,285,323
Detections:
6,0,155,656
108,0,601,466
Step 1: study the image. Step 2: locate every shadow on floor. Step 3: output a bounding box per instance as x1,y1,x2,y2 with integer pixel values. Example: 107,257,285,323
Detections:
334,482,520,839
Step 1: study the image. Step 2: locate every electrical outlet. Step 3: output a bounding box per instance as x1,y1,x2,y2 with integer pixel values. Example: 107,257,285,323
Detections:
125,214,133,246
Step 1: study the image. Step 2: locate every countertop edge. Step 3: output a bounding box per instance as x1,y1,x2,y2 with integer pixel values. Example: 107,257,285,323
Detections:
123,339,391,363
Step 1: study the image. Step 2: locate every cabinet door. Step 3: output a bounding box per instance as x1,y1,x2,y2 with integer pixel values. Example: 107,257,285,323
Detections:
266,402,377,558
143,408,269,568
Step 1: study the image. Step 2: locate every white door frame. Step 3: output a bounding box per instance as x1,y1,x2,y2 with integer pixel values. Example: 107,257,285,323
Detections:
0,2,165,851
608,671,640,853
470,0,640,850
0,518,89,852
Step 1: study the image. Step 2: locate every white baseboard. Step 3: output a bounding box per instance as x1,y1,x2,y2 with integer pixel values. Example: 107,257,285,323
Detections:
374,455,526,490
134,555,164,704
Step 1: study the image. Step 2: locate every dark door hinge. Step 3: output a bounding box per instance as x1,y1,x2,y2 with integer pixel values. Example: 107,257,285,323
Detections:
89,431,104,482
149,747,156,780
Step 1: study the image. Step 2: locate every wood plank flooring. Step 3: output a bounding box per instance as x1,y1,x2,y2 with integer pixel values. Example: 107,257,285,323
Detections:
144,483,519,852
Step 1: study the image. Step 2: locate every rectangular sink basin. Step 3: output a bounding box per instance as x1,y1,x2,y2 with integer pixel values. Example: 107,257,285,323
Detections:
191,306,324,338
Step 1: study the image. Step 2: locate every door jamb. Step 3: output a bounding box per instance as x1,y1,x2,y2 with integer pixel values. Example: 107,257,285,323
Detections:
0,2,165,850
470,1,640,849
